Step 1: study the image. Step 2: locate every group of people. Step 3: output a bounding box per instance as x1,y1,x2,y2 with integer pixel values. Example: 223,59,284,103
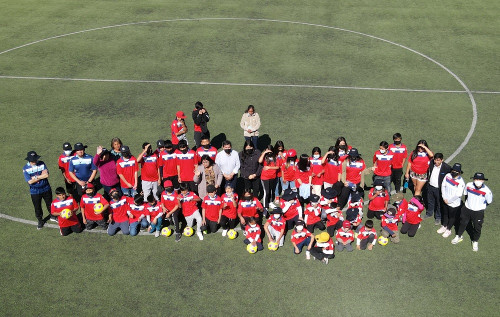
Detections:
23,102,493,262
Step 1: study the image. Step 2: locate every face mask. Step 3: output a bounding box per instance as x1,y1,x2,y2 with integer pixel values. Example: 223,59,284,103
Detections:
375,186,383,191
245,149,254,155
180,148,188,154
224,149,232,154
122,154,130,159
273,214,280,219
380,149,386,154
203,144,210,149
296,225,304,231
451,171,459,177
394,140,401,145
167,148,174,154
311,203,318,207
244,196,252,201
86,192,94,197
474,180,484,188
112,194,121,200
250,223,257,228
339,145,347,151
313,154,320,159
64,150,72,156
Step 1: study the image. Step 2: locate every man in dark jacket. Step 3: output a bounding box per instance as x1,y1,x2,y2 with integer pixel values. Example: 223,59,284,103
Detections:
192,101,210,148
425,153,451,225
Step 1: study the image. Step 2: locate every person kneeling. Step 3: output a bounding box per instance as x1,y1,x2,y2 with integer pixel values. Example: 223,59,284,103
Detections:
243,217,264,252
310,232,335,264
51,187,82,236
290,220,315,259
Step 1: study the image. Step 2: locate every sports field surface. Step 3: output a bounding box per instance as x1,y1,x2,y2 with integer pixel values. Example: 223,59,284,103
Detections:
0,0,498,315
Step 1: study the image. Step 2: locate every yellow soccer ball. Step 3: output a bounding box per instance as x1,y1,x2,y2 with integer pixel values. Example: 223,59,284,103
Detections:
247,244,258,254
267,242,279,251
60,209,72,219
227,229,238,240
378,236,389,246
161,227,172,237
93,203,104,214
183,226,194,237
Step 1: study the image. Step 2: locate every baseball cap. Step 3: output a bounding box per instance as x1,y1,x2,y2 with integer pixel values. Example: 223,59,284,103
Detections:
296,220,305,226
315,232,330,243
25,151,41,162
176,111,186,119
163,180,173,188
270,207,283,214
286,149,297,157
282,189,297,201
309,194,320,203
120,145,130,154
349,148,360,158
342,220,351,228
85,183,95,189
157,139,165,148
321,187,337,199
74,143,87,151
62,142,72,151
451,163,463,174
471,172,488,181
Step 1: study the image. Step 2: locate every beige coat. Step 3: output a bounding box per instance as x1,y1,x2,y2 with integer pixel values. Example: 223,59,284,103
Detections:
240,113,261,137
193,164,223,199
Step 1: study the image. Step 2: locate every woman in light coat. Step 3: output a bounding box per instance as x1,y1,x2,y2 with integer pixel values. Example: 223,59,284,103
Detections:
194,155,223,199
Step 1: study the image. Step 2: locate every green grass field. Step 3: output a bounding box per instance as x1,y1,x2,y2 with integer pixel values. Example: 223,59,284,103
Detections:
0,0,498,315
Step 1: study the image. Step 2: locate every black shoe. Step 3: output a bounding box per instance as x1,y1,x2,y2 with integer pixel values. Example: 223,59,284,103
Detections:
37,220,44,230
49,216,58,223
175,233,181,242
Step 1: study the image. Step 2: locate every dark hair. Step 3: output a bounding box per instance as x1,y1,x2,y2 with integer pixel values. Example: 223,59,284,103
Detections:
264,147,276,164
179,183,189,192
110,137,123,149
241,140,255,160
178,140,188,148
434,153,444,160
200,155,214,166
222,140,232,147
285,153,297,168
164,140,173,148
273,141,285,156
245,105,255,113
248,216,257,224
165,186,174,193
195,101,204,110
335,137,348,149
142,142,151,149
330,202,339,209
411,140,429,161
243,188,253,197
55,187,66,195
380,141,389,149
311,147,321,156
365,219,374,228
326,145,339,161
147,193,156,203
393,133,402,140
297,154,310,172
201,135,210,141
134,194,144,205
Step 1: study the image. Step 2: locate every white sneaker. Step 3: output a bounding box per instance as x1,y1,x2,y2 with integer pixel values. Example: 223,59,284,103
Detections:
323,258,329,265
437,226,446,234
442,230,452,238
305,251,311,260
197,232,204,241
451,235,463,245
222,229,228,237
269,202,276,209
472,241,478,252
154,231,160,238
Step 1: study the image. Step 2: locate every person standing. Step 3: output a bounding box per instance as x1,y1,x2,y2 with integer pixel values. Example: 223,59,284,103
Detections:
171,111,188,148
438,163,465,238
192,101,210,148
116,145,139,197
240,105,260,149
23,151,53,229
94,146,120,197
425,153,451,225
137,142,160,200
215,140,240,191
194,155,223,199
175,140,198,193
58,142,75,197
405,140,434,196
388,133,408,193
451,172,493,251
68,143,97,203
372,141,393,193
240,140,262,199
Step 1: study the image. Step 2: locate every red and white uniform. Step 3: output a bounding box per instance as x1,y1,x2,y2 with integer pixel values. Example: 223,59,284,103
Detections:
109,198,129,223
336,229,354,244
275,153,287,178
409,151,431,175
320,196,338,209
238,198,262,218
51,196,79,228
58,154,74,182
368,188,390,211
396,198,409,220
357,226,377,244
140,154,159,182
345,159,366,184
222,193,238,219
309,157,324,186
282,161,297,182
304,204,322,225
323,158,341,184
160,191,178,212
346,199,364,225
175,149,198,182
146,203,163,221
267,216,286,232
244,224,262,243
261,160,278,180
295,168,311,188
179,192,200,217
291,228,312,245
202,195,223,222
404,203,424,224
279,198,302,220
171,119,184,145
316,238,335,255
381,214,399,232
80,193,108,221
196,146,218,161
128,199,146,224
116,156,138,188
325,208,343,227
338,145,353,162
159,150,177,178
373,150,393,177
388,144,408,169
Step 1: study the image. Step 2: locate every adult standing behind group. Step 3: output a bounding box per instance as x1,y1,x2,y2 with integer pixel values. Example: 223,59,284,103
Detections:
194,155,223,199
240,105,260,149
239,140,262,198
215,140,240,191
192,101,210,148
94,146,120,197
405,140,434,196
68,143,97,203
425,153,451,225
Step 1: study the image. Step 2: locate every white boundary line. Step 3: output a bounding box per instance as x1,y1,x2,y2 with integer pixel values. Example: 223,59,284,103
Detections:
0,17,480,228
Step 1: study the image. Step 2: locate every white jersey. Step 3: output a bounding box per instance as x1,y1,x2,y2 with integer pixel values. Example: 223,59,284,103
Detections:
464,182,493,211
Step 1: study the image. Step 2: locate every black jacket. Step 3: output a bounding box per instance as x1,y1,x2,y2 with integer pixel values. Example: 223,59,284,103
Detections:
427,160,451,189
192,109,210,134
239,149,262,178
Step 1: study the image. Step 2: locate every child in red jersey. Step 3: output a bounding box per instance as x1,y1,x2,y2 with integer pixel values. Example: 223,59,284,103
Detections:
388,133,408,193
281,149,297,192
310,232,335,264
400,196,425,237
146,193,163,237
159,140,179,190
291,220,315,259
178,183,203,240
304,194,326,233
336,220,354,252
280,189,303,231
80,183,109,230
381,206,400,243
367,179,389,220
264,207,286,247
116,145,138,197
58,142,75,198
220,184,239,236
175,140,198,192
372,141,394,193
392,192,409,221
356,220,377,250
345,191,363,229
171,111,188,147
244,217,264,252
322,146,342,191
160,180,181,241
137,142,160,200
107,188,130,236
310,147,325,196
238,188,263,229
201,185,223,234
325,202,343,237
51,187,82,236
127,194,147,236
296,154,312,202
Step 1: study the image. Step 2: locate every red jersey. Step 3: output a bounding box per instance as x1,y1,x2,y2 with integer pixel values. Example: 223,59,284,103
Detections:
396,199,409,219
128,199,146,224
279,198,301,220
175,150,198,182
291,228,312,245
409,151,431,175
80,193,108,221
267,216,286,232
404,203,424,224
304,204,322,225
381,214,399,232
196,146,218,161
58,154,74,181
373,150,393,177
171,119,184,145
261,160,278,180
140,154,159,182
295,168,311,187
275,153,286,178
309,157,324,185
221,193,238,219
357,226,377,240
238,198,262,218
159,151,177,178
323,158,341,184
320,196,338,208
316,238,335,255
345,159,366,184
282,161,297,182
179,192,200,217
116,156,138,188
368,188,390,211
109,198,129,223
336,229,354,243
244,224,262,243
325,208,343,227
202,195,223,222
388,144,408,169
160,191,178,212
51,196,79,228
146,203,162,220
